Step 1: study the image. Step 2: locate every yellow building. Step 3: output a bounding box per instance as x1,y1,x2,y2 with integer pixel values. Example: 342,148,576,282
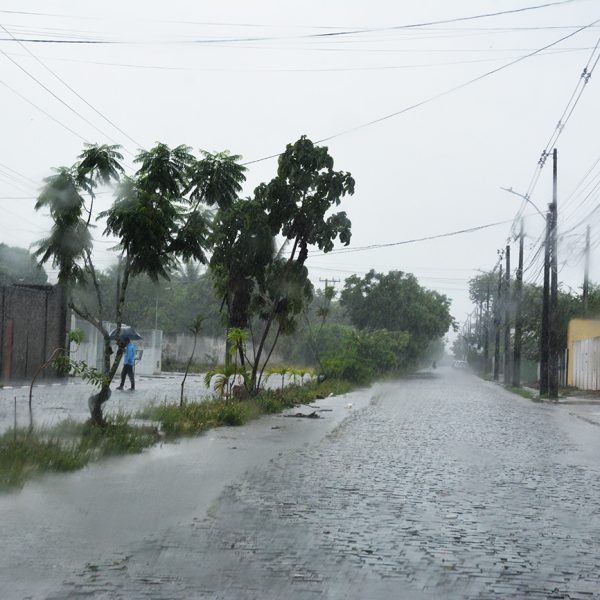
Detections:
566,318,600,386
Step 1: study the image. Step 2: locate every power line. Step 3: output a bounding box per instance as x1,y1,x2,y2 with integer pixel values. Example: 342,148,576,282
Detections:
0,23,142,150
0,41,129,148
0,79,88,142
2,45,591,75
0,160,38,186
0,1,583,45
243,18,600,165
307,216,533,258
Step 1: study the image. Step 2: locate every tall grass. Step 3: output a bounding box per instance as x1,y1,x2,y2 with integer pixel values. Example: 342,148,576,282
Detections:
0,415,158,492
140,379,353,437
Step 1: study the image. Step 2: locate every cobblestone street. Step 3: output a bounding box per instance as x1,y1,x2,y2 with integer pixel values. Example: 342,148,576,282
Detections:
4,368,600,599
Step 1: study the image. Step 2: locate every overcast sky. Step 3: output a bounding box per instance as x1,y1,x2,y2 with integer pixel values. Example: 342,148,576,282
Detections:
1,0,600,334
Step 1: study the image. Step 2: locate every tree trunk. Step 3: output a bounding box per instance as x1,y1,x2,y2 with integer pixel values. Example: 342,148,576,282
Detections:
88,385,112,426
88,333,123,425
180,333,198,406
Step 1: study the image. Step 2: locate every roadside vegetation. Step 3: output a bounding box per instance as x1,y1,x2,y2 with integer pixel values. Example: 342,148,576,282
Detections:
0,415,158,492
0,378,352,492
1,137,454,493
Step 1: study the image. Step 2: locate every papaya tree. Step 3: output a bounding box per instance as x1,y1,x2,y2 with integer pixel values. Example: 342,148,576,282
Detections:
210,136,355,393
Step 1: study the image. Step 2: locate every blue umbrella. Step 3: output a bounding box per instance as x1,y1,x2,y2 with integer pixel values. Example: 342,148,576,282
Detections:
109,324,142,341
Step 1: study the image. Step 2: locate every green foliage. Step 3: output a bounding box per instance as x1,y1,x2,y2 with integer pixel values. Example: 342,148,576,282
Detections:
53,356,108,387
34,167,92,284
340,270,454,366
102,143,211,281
468,271,497,307
188,150,247,210
321,329,410,383
255,135,355,262
69,328,85,345
0,415,156,492
142,378,352,437
210,198,274,329
209,137,354,391
0,243,48,285
80,414,157,455
204,363,250,399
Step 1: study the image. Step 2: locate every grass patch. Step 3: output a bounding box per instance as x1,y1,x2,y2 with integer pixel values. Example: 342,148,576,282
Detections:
505,385,541,402
0,414,158,492
139,378,353,438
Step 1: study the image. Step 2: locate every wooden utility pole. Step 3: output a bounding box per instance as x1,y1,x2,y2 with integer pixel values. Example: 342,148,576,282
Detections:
540,209,551,396
583,224,590,314
319,277,340,292
512,220,524,387
549,148,559,400
494,265,503,381
504,245,511,383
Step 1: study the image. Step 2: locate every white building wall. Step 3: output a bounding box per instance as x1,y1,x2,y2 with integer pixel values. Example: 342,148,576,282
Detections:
70,317,162,376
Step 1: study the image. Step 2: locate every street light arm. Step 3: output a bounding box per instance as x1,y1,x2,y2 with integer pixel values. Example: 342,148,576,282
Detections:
499,186,545,219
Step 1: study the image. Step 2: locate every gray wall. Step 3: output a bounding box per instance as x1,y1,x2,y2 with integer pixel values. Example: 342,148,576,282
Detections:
0,284,68,383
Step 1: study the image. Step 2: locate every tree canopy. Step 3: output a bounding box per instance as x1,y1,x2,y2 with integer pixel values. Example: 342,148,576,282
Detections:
0,243,48,286
340,269,455,365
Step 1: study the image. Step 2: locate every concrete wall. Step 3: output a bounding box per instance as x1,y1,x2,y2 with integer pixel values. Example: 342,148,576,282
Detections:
566,319,600,386
0,284,68,382
162,332,225,366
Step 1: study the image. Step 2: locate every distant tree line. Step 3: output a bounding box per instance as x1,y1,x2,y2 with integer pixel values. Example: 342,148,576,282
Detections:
455,270,600,373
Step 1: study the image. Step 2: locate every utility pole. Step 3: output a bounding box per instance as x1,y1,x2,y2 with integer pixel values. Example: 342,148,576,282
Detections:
512,220,524,387
549,148,559,400
540,208,551,396
484,279,490,370
494,264,503,381
319,277,340,291
477,301,483,350
583,224,590,315
504,245,511,383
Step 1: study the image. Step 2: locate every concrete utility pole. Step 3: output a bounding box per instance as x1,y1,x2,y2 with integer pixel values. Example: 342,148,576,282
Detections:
583,224,590,314
504,245,511,383
512,220,524,387
549,148,559,400
484,280,490,369
540,209,551,396
494,264,503,381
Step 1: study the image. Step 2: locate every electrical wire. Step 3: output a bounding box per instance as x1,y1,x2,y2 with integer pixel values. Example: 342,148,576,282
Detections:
0,79,88,142
0,161,38,186
0,23,142,150
306,216,533,258
0,43,134,151
2,45,592,75
0,1,584,45
243,19,600,166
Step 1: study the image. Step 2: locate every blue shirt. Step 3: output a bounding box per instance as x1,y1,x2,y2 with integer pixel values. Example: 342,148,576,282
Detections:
124,342,136,366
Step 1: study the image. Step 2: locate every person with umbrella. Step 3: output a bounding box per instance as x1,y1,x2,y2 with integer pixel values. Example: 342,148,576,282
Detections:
116,336,136,391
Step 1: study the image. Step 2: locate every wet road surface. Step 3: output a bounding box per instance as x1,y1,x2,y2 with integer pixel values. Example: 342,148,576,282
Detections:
2,367,600,599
